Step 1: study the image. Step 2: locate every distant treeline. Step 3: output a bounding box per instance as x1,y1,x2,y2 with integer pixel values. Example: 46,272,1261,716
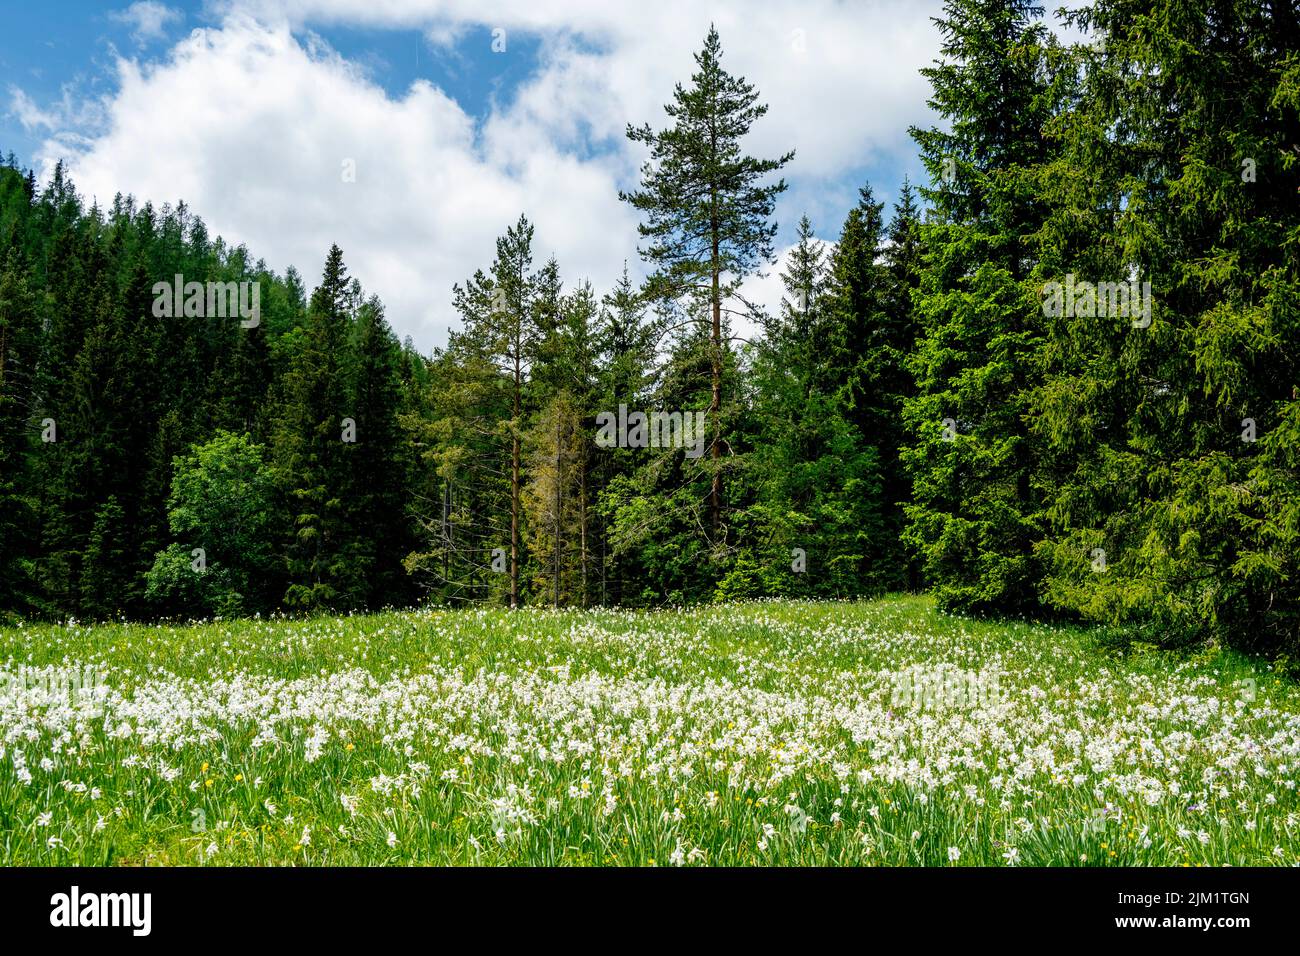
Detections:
1,0,1298,661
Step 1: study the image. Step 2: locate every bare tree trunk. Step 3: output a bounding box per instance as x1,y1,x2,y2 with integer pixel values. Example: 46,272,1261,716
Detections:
579,448,588,609
554,416,562,606
442,479,450,593
710,207,722,542
510,350,520,610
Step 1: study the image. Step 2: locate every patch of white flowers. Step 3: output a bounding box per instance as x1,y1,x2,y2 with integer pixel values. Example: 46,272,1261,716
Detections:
1,601,1298,865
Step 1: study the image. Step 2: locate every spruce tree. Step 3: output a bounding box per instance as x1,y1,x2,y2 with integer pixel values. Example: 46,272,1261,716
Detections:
736,212,887,598
770,214,827,367
592,265,657,604
346,295,412,608
903,0,1060,614
278,244,355,609
0,252,40,612
823,184,889,432
1033,0,1300,655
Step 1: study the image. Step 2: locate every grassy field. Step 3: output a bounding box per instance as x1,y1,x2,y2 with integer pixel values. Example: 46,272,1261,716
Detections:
1,596,1297,866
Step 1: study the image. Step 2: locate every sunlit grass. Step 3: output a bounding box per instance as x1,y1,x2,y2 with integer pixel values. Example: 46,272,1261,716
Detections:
1,596,1296,865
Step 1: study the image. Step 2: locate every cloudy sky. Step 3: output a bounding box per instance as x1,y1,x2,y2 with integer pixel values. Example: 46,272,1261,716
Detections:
3,0,953,351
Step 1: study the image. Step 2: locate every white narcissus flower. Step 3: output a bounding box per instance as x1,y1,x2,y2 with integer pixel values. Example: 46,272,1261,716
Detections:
3,610,1297,865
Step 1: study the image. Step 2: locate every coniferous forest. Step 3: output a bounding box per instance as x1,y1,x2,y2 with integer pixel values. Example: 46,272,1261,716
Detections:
1,0,1299,666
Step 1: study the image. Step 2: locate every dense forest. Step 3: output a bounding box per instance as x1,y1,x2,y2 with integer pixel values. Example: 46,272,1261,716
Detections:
1,0,1298,661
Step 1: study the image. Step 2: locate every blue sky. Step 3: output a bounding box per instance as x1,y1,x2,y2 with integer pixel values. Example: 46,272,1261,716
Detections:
2,0,946,349
3,2,560,168
3,2,556,150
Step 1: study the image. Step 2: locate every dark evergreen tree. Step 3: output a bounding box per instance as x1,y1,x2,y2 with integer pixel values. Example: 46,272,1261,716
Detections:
447,216,542,608
903,0,1061,614
0,250,40,613
730,212,888,598
345,295,414,608
277,244,356,610
1032,0,1300,657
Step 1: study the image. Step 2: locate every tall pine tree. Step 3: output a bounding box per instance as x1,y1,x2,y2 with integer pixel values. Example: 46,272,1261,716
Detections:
621,25,793,550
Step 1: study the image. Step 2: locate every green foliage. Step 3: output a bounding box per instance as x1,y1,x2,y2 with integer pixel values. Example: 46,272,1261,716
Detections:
523,391,588,605
144,430,280,618
903,0,1060,615
3,12,1300,669
1030,0,1300,658
735,203,901,598
0,247,40,613
346,296,414,609
621,24,793,545
277,244,356,610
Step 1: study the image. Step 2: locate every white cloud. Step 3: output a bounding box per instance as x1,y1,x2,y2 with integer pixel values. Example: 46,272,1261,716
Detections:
223,0,940,178
737,234,839,344
9,89,58,131
110,2,185,45
23,2,942,350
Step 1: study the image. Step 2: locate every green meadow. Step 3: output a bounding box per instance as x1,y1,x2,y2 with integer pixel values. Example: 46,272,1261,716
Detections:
1,597,1297,866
